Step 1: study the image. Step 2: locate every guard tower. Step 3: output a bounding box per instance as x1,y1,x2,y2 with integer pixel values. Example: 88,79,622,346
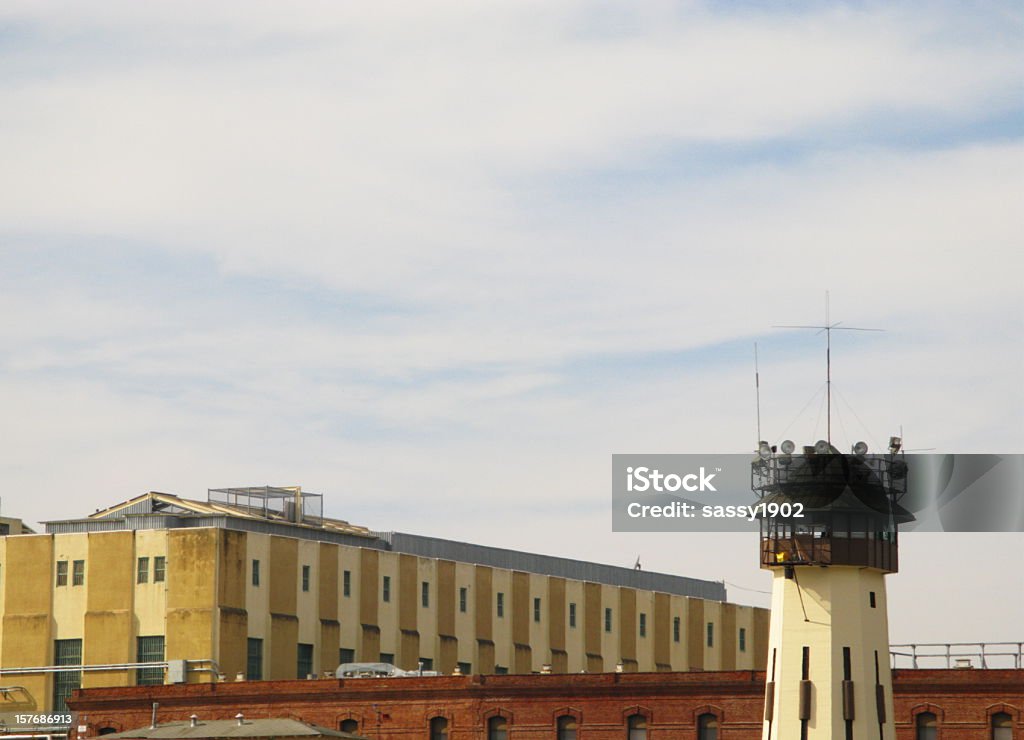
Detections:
752,437,913,740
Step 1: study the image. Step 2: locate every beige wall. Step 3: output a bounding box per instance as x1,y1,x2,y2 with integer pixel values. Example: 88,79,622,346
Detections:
0,526,770,713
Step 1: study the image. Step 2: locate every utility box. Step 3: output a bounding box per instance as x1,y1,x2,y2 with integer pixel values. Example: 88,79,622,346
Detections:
167,660,187,684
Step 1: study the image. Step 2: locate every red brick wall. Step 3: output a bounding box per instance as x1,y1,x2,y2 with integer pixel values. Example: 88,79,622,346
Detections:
69,669,1023,740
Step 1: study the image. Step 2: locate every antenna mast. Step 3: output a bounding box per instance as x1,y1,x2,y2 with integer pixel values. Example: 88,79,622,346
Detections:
754,342,762,445
773,292,883,445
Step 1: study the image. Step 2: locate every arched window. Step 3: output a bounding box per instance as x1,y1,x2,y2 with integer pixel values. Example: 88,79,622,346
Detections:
698,713,719,740
488,716,508,740
993,712,1013,740
557,715,577,740
627,714,646,740
430,717,449,740
97,729,118,736
916,712,938,740
339,719,359,734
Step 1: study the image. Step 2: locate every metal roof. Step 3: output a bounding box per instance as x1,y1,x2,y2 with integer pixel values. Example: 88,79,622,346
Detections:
103,719,362,740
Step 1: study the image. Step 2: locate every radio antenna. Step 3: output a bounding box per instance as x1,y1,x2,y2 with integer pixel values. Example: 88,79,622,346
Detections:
772,291,883,445
754,342,762,446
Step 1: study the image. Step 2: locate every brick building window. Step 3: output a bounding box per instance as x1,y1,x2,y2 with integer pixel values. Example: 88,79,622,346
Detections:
56,560,68,586
698,713,719,740
72,559,85,586
339,648,355,665
302,565,311,592
557,715,577,740
627,714,646,740
992,712,1012,740
569,603,577,628
673,616,681,642
460,587,468,612
916,712,937,740
429,717,448,740
339,720,358,734
488,716,508,740
382,575,391,602
137,557,149,584
154,556,166,582
457,661,471,675
380,652,395,664
343,570,351,596
247,638,263,680
252,559,260,586
136,636,165,685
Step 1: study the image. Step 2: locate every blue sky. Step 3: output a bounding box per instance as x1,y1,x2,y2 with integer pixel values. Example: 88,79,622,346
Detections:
0,0,1021,643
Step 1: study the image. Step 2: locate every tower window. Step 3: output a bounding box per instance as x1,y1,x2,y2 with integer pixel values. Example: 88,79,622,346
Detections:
301,565,311,592
343,569,351,597
56,560,68,587
154,556,166,582
706,622,714,647
916,712,937,740
534,597,542,622
639,613,647,637
422,581,430,608
382,575,391,602
605,607,612,632
72,559,85,586
137,557,149,584
569,602,577,628
496,592,504,617
869,591,877,608
739,627,747,652
459,587,468,612
673,616,681,643
252,559,260,586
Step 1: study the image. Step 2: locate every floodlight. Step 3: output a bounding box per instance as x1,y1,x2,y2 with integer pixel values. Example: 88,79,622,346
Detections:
814,440,830,455
888,436,902,454
758,441,772,460
780,439,796,455
853,441,869,456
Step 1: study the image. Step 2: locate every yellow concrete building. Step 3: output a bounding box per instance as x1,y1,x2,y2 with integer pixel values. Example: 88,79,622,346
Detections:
0,487,769,716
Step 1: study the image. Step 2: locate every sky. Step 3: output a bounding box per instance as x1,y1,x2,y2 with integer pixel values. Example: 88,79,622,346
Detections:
0,1,1021,647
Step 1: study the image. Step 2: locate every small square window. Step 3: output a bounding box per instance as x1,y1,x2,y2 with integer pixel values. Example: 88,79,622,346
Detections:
379,652,395,665
339,648,355,665
457,661,471,675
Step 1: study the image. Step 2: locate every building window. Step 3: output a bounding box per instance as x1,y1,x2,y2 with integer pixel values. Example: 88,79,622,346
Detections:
297,643,314,678
457,661,471,675
137,557,149,584
569,602,577,628
422,581,430,608
534,597,542,622
154,556,166,583
382,575,391,602
639,613,647,637
459,587,468,612
252,559,260,587
488,716,508,740
53,639,82,713
56,560,68,587
698,713,719,740
495,665,508,674
627,713,647,740
430,717,449,740
302,565,311,592
992,712,1012,740
916,712,938,740
739,627,747,652
339,648,355,665
706,622,714,648
247,638,263,680
605,607,612,632
419,657,434,671
870,591,877,608
557,715,577,740
380,652,395,665
497,592,505,618
339,720,358,734
72,559,85,586
343,569,351,597
673,616,681,643
136,636,165,685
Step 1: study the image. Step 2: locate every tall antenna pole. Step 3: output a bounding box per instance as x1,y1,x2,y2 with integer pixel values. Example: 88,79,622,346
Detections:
754,342,762,445
773,292,883,448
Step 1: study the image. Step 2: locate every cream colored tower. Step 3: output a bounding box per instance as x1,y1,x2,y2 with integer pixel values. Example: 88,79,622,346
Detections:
754,441,911,740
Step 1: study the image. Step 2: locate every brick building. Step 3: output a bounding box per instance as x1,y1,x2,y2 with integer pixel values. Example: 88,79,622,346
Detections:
68,668,1023,740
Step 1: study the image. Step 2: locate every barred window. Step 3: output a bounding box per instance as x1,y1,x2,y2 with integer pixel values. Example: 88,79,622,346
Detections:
136,636,165,685
137,557,149,584
53,639,82,712
56,560,68,587
72,559,85,586
154,556,166,583
247,638,263,680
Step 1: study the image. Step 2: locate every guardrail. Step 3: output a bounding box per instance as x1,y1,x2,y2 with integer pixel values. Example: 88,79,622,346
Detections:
890,642,1024,669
